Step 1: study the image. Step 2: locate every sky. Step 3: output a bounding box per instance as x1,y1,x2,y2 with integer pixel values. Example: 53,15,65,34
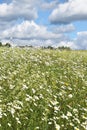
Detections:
0,0,87,49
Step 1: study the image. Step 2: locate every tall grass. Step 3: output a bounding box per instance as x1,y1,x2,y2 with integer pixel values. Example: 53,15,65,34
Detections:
0,48,87,130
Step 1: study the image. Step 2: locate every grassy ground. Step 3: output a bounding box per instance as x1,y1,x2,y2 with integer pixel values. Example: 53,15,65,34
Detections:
0,47,87,130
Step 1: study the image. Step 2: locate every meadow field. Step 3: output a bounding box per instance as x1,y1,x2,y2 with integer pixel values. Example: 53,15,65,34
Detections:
0,47,87,130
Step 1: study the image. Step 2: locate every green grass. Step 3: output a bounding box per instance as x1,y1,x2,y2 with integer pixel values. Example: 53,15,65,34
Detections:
0,47,87,130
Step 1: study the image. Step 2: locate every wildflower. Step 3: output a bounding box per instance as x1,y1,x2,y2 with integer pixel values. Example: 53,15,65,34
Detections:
14,105,21,110
0,108,2,118
9,84,15,89
68,94,73,98
67,111,72,117
26,94,32,101
7,123,11,127
35,126,39,129
22,84,28,90
16,117,21,124
10,108,15,116
50,100,58,106
70,122,74,126
73,108,78,113
61,114,68,119
3,113,7,117
74,118,80,124
0,86,2,90
32,88,36,94
74,127,79,130
34,95,39,100
48,122,52,125
34,103,37,106
54,106,60,112
45,62,50,66
55,123,60,130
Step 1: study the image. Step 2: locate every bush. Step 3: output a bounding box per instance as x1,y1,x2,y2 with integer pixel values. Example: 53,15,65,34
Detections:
58,46,71,50
5,43,11,47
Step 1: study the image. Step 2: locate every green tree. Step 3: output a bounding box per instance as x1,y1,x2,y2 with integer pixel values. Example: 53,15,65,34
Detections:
0,42,2,46
5,43,11,47
58,46,71,50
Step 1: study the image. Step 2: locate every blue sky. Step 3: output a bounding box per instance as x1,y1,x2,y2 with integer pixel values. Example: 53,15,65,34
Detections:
0,0,87,49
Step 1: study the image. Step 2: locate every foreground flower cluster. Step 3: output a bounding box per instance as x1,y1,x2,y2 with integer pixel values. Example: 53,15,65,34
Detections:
0,47,87,130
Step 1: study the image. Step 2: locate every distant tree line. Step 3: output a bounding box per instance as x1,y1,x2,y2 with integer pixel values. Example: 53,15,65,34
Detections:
19,45,71,50
18,45,71,50
58,46,71,50
41,46,71,50
0,42,11,47
0,42,71,50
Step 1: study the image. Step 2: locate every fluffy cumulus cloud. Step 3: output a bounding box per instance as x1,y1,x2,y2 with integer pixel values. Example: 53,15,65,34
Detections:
41,0,58,10
56,41,76,49
1,19,86,49
0,0,38,21
49,0,87,24
0,0,75,48
0,18,85,50
75,31,87,49
0,0,87,49
52,24,75,33
1,20,70,47
1,20,64,39
54,31,87,50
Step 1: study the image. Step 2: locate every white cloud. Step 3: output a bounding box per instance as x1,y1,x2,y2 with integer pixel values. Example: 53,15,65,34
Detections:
0,21,15,31
75,31,87,49
13,39,54,47
58,31,87,50
52,24,75,33
0,0,87,50
1,20,64,40
1,19,84,50
2,20,87,50
56,41,76,49
0,20,71,47
49,0,87,24
41,0,58,10
11,38,74,48
0,0,38,21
